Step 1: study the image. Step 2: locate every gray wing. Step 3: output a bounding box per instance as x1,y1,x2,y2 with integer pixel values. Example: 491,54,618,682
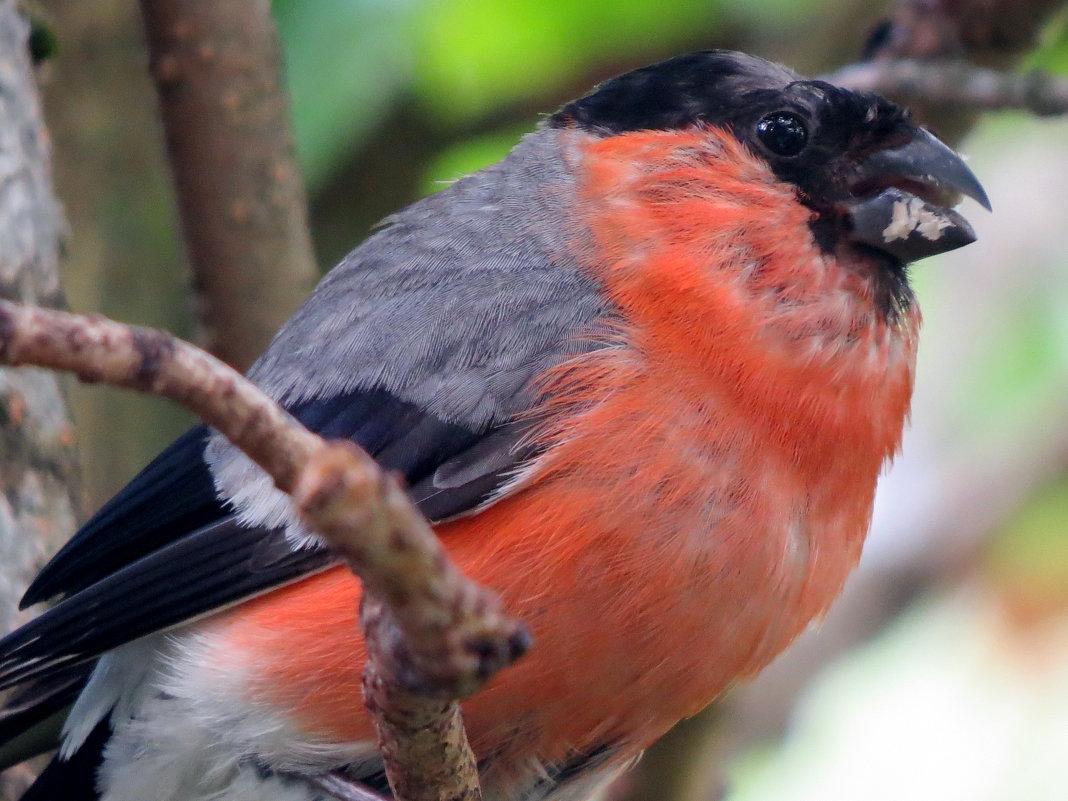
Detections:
209,127,609,539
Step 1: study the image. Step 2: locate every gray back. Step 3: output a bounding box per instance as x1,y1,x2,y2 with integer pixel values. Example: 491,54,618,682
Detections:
250,127,607,426
206,127,611,536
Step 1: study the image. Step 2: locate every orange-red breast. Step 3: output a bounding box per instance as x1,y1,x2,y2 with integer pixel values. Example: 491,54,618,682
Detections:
0,51,987,801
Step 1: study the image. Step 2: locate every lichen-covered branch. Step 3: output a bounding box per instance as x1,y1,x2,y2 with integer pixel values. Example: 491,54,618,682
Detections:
362,652,483,801
297,444,530,801
139,0,318,370
0,300,530,801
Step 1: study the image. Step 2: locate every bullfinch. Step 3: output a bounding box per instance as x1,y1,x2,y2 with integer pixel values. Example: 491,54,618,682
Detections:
0,50,987,801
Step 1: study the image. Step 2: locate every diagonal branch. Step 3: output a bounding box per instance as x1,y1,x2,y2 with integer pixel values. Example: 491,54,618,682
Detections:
0,299,530,801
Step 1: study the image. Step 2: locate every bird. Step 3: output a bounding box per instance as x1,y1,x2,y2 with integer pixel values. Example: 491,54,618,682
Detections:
0,50,987,801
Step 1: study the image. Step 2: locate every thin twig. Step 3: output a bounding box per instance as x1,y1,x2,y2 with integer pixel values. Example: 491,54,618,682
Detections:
0,300,530,801
850,0,1068,143
869,0,1067,65
362,652,484,801
829,60,1068,116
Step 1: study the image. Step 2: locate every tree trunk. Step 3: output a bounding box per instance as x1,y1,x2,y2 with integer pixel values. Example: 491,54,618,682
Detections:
40,0,195,510
140,0,319,371
0,2,80,797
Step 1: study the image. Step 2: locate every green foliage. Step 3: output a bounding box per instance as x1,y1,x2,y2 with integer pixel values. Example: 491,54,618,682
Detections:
965,292,1066,437
274,0,724,190
1027,7,1068,73
716,0,815,25
273,0,421,189
1029,8,1068,71
412,0,720,122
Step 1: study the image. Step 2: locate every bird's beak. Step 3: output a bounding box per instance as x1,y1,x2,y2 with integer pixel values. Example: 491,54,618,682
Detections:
842,128,990,263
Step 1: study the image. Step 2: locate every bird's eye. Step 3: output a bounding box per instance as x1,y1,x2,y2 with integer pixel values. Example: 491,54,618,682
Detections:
755,112,809,157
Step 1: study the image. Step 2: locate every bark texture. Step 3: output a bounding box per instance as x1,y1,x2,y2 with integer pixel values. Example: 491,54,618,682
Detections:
139,0,318,370
0,2,79,798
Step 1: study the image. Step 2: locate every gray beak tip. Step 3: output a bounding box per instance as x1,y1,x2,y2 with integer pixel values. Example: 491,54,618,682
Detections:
971,185,993,213
919,128,991,212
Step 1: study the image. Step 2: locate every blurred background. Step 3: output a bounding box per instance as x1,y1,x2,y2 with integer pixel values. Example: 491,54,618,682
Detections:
31,1,1068,799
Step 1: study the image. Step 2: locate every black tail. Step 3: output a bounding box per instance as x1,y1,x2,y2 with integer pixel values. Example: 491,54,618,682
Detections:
19,719,108,801
0,664,89,760
0,663,96,799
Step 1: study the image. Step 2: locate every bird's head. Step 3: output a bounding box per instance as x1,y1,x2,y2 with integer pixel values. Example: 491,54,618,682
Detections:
550,50,989,271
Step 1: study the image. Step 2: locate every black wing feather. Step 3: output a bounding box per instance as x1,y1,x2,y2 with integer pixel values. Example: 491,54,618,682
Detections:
22,388,527,612
21,426,222,607
17,719,109,801
0,663,89,768
0,520,336,692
